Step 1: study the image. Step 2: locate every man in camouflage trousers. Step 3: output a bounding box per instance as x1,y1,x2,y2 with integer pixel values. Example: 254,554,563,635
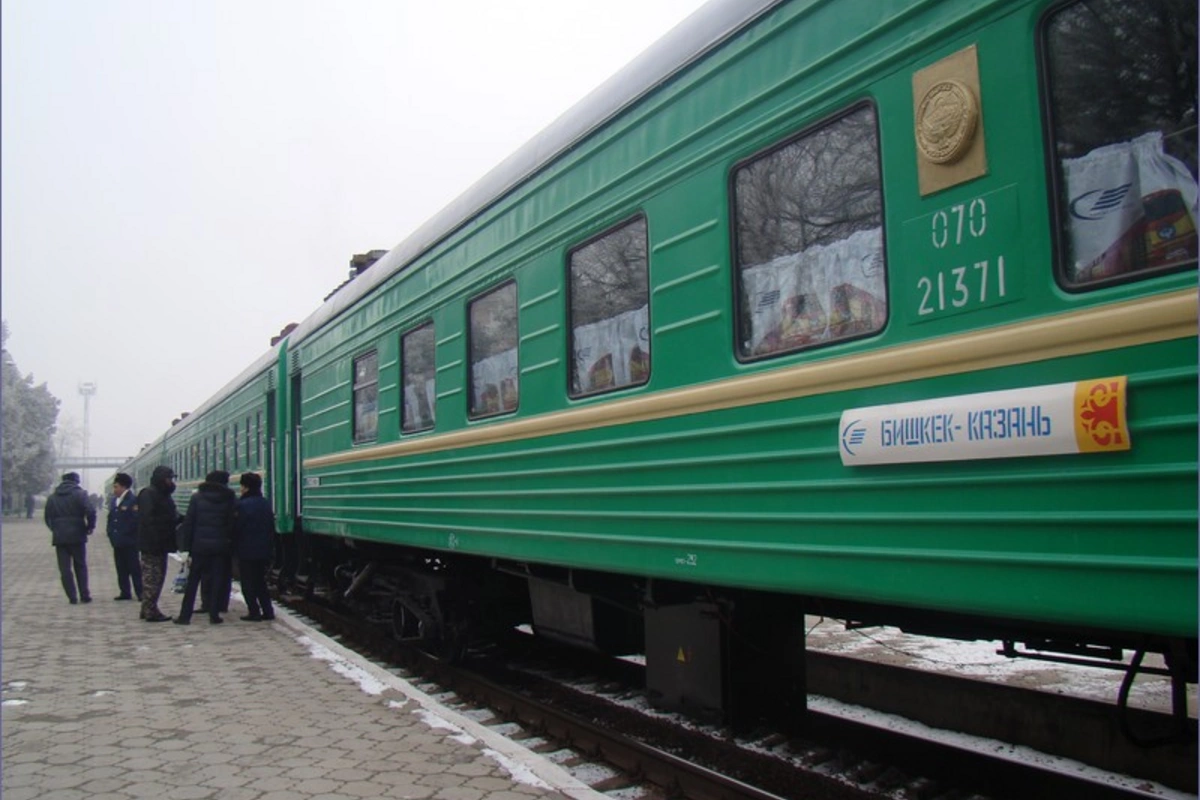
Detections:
136,466,178,622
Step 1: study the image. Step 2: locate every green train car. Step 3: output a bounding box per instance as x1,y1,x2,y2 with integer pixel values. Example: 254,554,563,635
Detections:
125,0,1197,731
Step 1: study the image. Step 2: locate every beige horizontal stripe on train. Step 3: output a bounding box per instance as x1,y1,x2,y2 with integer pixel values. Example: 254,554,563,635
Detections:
306,289,1196,469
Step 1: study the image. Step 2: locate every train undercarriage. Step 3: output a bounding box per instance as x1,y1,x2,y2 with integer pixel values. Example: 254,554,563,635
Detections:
275,529,1196,746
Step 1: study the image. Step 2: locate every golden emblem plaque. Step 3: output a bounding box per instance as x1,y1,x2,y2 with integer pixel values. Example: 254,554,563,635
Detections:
913,46,987,195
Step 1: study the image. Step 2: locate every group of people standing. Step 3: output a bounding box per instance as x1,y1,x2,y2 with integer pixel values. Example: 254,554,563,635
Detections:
42,467,275,625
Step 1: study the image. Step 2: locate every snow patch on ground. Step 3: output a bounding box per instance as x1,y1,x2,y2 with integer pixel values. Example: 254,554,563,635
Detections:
482,748,554,789
297,634,388,695
803,617,1193,716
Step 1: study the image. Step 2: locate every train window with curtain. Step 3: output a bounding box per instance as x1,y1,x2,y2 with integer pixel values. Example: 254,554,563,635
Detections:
1043,0,1197,289
568,216,650,397
352,351,379,443
401,322,436,433
732,104,887,360
468,282,518,418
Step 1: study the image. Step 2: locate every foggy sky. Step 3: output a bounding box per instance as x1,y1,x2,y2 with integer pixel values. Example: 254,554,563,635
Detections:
1,0,710,493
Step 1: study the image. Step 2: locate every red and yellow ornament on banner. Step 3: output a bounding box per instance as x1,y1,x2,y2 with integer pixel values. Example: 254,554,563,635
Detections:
1074,376,1129,452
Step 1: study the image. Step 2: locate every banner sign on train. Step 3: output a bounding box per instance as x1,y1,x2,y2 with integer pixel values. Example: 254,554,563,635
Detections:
838,377,1129,466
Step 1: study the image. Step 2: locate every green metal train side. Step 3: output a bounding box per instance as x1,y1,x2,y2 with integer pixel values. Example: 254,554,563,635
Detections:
124,0,1197,648
123,358,278,515
291,0,1197,642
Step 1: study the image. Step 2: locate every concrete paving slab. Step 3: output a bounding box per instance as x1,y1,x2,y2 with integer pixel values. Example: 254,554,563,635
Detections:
2,517,606,800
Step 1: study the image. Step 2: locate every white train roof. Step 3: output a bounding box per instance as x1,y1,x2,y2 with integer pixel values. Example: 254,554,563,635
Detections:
288,0,780,345
147,0,780,453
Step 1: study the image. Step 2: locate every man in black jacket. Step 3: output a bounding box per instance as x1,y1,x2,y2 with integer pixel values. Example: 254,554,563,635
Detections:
137,466,178,622
174,470,236,625
44,472,96,604
234,471,276,622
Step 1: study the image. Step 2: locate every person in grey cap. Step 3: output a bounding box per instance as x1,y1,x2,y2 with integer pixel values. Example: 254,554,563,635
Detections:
43,472,96,604
136,466,179,622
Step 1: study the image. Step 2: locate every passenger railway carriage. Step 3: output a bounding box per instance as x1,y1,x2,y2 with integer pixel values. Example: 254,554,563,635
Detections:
126,0,1197,732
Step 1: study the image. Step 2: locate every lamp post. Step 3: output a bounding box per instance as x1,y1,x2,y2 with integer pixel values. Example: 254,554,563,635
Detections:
78,382,96,490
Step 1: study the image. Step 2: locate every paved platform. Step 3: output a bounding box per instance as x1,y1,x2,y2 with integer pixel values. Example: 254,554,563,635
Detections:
1,517,605,800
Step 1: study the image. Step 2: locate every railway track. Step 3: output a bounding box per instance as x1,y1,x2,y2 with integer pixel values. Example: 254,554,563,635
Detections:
279,592,1187,800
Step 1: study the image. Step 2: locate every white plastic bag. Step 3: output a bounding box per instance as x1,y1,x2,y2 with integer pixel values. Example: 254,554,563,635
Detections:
172,560,189,593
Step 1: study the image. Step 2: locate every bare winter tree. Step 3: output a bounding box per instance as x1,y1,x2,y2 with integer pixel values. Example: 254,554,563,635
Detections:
734,106,882,266
1046,0,1197,170
469,283,518,363
570,217,648,328
55,415,82,461
1,321,61,511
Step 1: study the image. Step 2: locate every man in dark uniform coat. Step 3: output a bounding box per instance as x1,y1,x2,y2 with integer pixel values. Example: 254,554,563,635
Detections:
44,472,96,604
106,472,142,601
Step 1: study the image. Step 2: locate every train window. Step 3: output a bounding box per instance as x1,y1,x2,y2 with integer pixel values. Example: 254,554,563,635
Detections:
401,322,436,433
233,423,239,468
732,104,887,360
568,216,650,397
255,410,262,465
352,351,379,443
468,282,518,418
1043,0,1198,288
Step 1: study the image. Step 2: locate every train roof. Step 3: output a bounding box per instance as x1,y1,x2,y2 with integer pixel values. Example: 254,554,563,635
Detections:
285,0,780,346
129,346,281,460
136,0,780,458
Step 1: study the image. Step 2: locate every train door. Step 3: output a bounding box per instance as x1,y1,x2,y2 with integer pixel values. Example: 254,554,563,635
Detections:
266,388,286,581
289,371,316,592
290,372,303,524
265,389,277,503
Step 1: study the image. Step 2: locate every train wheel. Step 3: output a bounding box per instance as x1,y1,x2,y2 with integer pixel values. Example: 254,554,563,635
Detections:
391,597,425,642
